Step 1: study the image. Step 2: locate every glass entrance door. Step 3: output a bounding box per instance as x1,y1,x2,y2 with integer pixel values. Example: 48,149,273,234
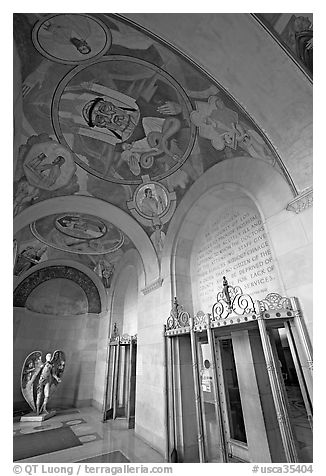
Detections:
197,335,248,462
166,292,313,463
215,336,249,462
270,327,313,462
103,343,118,421
217,338,248,458
197,338,224,462
103,338,137,428
115,344,130,418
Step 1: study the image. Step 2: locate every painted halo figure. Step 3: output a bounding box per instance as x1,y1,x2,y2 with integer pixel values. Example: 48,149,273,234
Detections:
53,57,195,182
21,350,66,415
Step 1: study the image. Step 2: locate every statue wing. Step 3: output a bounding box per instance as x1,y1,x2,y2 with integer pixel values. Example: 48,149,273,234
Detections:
49,350,66,396
21,351,43,412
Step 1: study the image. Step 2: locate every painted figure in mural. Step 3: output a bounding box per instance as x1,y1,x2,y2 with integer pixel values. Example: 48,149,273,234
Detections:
57,76,187,179
150,224,166,256
21,350,65,415
294,16,313,72
13,178,39,216
191,95,239,150
22,140,77,192
13,239,18,269
94,259,115,288
60,83,140,146
141,188,165,217
191,96,238,135
280,15,313,72
226,123,273,163
14,245,47,276
44,218,123,255
41,16,92,55
27,154,66,188
101,263,114,288
56,215,106,239
60,81,182,147
191,94,273,162
82,93,140,142
119,117,181,175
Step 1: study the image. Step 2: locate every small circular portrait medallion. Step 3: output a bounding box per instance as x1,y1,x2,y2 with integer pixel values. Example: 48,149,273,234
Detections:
32,14,111,64
135,183,169,218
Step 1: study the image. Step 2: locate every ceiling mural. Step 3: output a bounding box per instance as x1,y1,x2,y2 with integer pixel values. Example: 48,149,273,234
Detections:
255,13,313,75
32,14,112,64
13,13,287,277
31,213,124,255
52,56,196,183
14,215,130,288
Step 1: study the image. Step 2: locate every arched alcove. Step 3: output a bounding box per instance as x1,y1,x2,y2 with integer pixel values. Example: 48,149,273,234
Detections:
14,264,102,313
13,262,105,412
162,155,311,336
13,195,160,287
25,278,88,315
14,258,108,314
189,192,283,314
92,248,144,411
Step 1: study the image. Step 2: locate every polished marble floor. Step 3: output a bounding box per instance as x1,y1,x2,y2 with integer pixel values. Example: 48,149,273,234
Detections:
13,407,165,463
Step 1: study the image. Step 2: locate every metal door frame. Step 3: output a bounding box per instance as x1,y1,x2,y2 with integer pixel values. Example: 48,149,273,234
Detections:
164,280,313,463
102,333,137,424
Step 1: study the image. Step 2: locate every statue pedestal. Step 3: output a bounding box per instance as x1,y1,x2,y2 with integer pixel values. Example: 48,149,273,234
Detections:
20,410,56,422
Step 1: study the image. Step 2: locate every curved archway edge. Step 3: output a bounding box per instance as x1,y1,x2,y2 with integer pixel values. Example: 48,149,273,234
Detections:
13,258,108,314
13,196,160,287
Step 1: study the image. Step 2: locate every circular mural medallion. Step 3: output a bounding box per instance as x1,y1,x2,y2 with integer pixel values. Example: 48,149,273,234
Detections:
52,56,196,184
31,214,124,255
135,182,169,219
32,14,111,64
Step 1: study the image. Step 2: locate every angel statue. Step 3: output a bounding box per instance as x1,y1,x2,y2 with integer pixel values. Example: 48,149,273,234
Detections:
21,350,66,416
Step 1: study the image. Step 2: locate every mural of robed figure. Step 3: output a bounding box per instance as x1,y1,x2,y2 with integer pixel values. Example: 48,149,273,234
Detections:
56,71,192,180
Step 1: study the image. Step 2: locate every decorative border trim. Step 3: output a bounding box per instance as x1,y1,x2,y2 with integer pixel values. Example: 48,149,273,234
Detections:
286,187,313,214
141,277,163,295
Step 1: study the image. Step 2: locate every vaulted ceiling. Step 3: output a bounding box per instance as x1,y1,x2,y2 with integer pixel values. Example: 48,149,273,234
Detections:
13,13,310,286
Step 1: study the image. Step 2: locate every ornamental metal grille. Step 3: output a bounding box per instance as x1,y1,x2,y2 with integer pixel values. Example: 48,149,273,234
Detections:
211,276,256,320
166,297,190,330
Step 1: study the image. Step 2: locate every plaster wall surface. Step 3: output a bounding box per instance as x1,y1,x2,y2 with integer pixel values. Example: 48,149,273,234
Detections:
134,286,168,455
